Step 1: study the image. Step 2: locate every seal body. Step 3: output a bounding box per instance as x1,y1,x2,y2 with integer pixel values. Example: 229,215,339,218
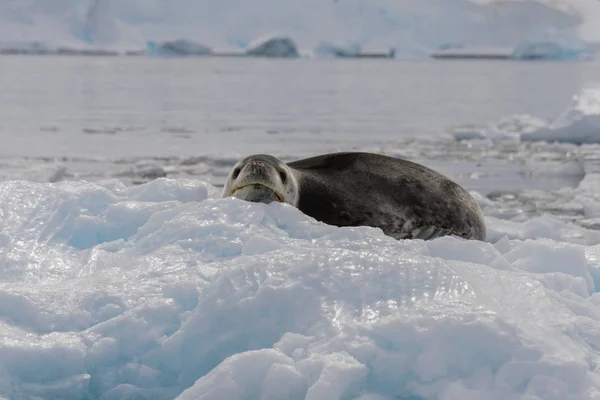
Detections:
221,152,486,241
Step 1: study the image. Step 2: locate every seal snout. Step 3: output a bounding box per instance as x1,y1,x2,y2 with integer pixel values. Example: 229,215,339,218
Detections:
249,160,268,172
241,160,271,181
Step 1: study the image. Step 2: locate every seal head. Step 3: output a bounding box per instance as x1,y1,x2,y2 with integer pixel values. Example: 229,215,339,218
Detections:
221,154,299,205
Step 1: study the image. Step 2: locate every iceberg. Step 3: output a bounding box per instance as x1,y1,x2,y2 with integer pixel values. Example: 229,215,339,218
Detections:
245,35,299,58
511,28,591,61
431,46,514,59
145,39,212,57
512,41,575,60
431,29,594,61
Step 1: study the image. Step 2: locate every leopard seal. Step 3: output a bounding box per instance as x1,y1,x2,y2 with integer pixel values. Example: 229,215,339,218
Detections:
221,152,486,241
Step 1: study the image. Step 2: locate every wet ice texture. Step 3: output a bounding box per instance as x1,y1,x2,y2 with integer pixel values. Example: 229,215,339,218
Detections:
1,178,600,399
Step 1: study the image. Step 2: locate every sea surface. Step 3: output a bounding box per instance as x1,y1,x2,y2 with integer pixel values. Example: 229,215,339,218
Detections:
2,56,600,193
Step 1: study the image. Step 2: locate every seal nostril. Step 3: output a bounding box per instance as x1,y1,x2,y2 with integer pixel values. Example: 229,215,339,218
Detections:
232,168,241,179
279,170,287,183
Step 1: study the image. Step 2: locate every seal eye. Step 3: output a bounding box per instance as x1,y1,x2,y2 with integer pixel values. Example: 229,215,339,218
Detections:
232,168,241,179
279,170,287,184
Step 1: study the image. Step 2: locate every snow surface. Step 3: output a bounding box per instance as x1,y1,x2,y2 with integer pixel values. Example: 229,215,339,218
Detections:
3,177,600,399
1,0,600,58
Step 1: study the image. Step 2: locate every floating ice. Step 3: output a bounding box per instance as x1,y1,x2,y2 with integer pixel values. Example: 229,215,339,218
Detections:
115,160,168,184
450,114,548,142
428,34,591,60
245,35,299,58
0,178,600,399
145,39,212,57
512,41,572,60
522,87,600,144
453,87,600,145
511,28,590,61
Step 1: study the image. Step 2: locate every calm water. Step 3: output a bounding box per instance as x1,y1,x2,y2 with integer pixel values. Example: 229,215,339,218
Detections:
1,56,599,191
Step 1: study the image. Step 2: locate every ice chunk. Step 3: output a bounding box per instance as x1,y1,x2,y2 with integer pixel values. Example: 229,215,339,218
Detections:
522,87,600,144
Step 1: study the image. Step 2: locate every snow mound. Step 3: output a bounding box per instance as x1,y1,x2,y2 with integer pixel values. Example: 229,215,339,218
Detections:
245,35,299,58
1,178,600,399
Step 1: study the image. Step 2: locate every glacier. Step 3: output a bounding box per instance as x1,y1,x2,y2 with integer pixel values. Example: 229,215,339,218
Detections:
1,0,600,59
2,176,600,399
